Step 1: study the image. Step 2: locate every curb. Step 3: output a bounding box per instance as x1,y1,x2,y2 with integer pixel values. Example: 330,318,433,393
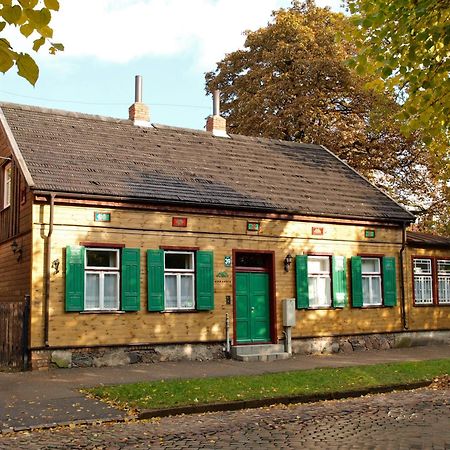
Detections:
137,381,432,420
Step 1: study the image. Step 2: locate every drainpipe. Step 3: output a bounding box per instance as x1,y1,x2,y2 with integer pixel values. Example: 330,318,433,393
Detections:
399,222,408,330
43,193,56,347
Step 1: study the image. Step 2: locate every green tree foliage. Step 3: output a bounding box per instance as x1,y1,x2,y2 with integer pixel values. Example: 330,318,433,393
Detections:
346,0,449,162
0,0,63,85
205,1,449,235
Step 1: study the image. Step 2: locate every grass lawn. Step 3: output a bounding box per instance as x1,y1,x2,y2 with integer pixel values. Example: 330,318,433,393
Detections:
85,358,450,411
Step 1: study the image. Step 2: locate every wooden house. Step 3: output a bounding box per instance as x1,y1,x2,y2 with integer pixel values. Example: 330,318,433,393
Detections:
0,92,448,369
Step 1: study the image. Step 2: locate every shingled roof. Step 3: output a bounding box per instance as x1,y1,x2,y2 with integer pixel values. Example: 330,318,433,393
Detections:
407,231,450,248
1,102,414,223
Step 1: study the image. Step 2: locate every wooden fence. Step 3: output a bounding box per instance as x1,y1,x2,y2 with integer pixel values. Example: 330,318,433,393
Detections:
0,296,29,370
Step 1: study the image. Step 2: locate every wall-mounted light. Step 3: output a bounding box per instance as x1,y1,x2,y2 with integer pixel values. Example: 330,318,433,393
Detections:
284,253,293,272
11,239,22,262
51,258,60,274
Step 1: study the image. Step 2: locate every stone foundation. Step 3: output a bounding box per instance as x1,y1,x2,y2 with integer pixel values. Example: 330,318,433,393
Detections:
29,330,450,370
291,330,450,356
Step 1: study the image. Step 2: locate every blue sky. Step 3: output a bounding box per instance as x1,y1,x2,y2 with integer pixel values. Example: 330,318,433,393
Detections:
1,0,343,130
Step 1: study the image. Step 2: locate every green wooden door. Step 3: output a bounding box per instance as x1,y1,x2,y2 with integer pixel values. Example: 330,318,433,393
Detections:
236,272,270,343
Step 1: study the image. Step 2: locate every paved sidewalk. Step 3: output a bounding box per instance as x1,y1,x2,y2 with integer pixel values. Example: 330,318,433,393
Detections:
1,345,449,432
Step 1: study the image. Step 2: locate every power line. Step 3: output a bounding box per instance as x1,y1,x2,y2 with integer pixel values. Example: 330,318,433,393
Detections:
0,90,211,110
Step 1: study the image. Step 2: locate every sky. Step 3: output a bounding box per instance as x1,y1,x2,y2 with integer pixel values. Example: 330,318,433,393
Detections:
1,0,344,130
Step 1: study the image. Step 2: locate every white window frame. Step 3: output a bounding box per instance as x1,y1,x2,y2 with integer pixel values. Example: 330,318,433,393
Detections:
3,162,11,209
307,255,332,308
84,248,120,311
437,259,450,305
164,251,195,311
413,258,434,305
362,257,382,306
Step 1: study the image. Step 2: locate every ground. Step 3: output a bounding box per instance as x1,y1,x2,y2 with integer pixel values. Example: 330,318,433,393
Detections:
0,384,448,449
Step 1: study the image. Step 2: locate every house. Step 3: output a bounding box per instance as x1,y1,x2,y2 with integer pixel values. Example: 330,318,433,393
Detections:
0,84,449,369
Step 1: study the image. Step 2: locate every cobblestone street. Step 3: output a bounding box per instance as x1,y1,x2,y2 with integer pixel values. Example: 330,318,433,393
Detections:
0,386,449,449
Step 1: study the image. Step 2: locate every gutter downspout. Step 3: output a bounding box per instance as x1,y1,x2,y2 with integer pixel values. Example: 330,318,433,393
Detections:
44,194,56,347
399,222,408,330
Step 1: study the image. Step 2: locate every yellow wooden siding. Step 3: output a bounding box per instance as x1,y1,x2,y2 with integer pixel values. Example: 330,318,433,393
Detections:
30,202,407,348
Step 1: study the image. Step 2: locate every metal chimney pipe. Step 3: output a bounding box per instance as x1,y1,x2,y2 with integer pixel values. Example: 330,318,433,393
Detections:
213,90,220,116
135,75,143,103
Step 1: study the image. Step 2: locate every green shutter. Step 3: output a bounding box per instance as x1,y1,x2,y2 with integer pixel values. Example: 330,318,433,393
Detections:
147,250,164,311
383,256,397,306
196,251,214,310
121,248,141,311
296,255,309,309
351,256,363,308
65,246,85,312
332,256,347,308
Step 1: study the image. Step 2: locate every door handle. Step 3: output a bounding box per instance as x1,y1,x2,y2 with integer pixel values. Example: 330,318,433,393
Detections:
251,307,255,312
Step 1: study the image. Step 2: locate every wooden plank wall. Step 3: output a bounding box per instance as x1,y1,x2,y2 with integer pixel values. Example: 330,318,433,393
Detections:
30,202,409,349
404,247,450,331
0,130,33,304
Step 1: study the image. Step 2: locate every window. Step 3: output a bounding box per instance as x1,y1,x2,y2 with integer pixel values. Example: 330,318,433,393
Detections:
308,256,331,308
65,246,140,312
413,257,450,306
3,162,11,209
361,258,382,306
296,255,347,309
413,259,433,304
164,251,195,310
351,256,396,307
85,248,120,311
147,249,214,312
438,260,450,304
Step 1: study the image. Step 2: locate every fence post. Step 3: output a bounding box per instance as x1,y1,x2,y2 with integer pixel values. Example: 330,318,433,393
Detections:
22,295,30,370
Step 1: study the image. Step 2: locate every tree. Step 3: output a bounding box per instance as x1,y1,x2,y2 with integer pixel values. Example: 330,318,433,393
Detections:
0,0,63,85
346,0,450,157
205,0,449,234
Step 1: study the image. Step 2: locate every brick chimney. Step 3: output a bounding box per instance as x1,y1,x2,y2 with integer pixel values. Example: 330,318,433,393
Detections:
206,90,228,137
129,75,151,126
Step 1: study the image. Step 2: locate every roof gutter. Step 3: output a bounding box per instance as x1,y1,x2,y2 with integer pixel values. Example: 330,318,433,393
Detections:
43,193,55,347
0,107,35,187
399,222,408,330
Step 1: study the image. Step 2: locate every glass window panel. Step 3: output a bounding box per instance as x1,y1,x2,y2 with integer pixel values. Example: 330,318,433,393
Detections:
414,259,432,275
86,249,118,268
308,257,330,273
362,258,380,274
438,277,450,304
165,252,193,270
164,275,178,308
438,260,450,275
180,275,194,308
362,277,370,303
414,276,433,304
86,273,100,309
104,273,119,309
370,277,382,304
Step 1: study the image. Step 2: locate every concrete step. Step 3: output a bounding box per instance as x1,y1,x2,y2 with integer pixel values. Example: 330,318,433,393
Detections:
234,352,290,362
231,344,285,358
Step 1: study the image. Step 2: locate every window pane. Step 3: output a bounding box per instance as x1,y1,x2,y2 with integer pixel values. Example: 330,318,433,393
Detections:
414,259,432,275
180,275,194,308
438,276,450,304
308,257,330,273
438,260,450,275
165,275,178,308
308,276,331,307
414,276,433,304
362,258,380,273
86,249,118,268
165,252,193,270
104,274,119,309
86,273,100,309
370,277,382,304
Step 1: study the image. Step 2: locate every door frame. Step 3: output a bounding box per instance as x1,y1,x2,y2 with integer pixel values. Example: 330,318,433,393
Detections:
232,249,277,345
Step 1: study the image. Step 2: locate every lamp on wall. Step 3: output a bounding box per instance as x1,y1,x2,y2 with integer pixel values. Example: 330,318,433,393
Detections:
11,239,22,262
284,253,293,272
